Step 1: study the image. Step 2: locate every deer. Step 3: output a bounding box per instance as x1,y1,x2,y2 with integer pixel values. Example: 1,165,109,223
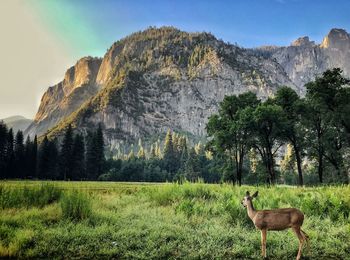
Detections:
241,191,309,260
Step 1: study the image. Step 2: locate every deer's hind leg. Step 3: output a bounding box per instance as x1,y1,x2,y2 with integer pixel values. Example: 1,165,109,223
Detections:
260,229,267,258
300,229,310,252
292,226,304,260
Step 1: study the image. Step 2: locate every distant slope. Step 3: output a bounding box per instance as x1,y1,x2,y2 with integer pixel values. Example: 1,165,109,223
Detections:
2,116,33,133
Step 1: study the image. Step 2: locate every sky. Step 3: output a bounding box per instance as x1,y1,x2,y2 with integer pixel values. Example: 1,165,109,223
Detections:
1,0,350,119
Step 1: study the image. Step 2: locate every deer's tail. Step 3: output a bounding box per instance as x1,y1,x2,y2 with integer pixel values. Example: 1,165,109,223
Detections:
301,229,310,252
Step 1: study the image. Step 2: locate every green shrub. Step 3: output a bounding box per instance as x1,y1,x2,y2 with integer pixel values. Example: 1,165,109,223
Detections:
60,191,92,221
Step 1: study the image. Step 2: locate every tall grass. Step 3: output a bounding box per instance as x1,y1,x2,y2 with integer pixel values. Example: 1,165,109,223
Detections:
0,183,61,209
147,183,350,222
60,191,92,221
0,181,349,258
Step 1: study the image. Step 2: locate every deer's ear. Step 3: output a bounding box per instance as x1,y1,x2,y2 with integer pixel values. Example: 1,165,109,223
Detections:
246,191,250,196
252,191,259,198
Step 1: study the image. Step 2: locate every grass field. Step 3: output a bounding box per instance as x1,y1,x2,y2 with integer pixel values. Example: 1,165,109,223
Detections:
0,181,349,259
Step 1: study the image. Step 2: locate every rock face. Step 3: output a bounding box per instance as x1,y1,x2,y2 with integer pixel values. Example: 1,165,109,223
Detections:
26,27,350,150
28,27,296,147
256,28,350,89
320,28,350,49
25,57,102,137
291,36,315,47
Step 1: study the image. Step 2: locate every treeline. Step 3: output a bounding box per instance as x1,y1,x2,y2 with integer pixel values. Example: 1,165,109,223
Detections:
0,124,104,180
100,131,222,183
1,68,349,185
207,68,350,185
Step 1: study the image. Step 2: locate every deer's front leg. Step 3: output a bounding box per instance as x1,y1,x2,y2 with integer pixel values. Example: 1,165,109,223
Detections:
261,229,267,258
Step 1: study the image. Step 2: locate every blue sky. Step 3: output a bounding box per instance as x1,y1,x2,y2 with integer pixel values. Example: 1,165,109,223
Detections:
32,0,350,57
1,0,350,119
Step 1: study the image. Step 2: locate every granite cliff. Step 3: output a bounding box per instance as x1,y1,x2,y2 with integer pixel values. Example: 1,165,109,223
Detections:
25,27,350,150
255,28,350,89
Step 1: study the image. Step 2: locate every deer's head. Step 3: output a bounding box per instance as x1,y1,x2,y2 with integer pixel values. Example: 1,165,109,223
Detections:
241,191,258,207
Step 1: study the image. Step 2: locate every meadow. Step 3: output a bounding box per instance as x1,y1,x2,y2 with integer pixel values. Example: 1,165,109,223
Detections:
0,181,349,259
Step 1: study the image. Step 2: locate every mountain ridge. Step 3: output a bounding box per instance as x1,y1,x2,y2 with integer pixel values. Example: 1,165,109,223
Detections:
2,116,33,133
25,26,350,151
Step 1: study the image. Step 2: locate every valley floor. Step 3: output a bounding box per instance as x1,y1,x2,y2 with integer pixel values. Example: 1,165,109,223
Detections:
0,181,349,259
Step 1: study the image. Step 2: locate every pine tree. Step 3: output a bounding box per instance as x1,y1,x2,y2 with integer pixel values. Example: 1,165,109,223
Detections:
127,150,135,160
95,124,105,178
172,132,180,154
48,139,59,179
163,129,176,173
185,147,200,181
137,145,146,159
24,136,32,178
5,129,14,178
85,124,105,180
38,136,48,179
38,136,59,179
155,140,162,158
194,142,203,155
137,139,146,159
14,130,25,178
173,133,184,163
31,135,38,178
59,124,74,180
0,122,8,178
85,131,96,180
179,137,188,170
149,144,157,158
72,133,85,180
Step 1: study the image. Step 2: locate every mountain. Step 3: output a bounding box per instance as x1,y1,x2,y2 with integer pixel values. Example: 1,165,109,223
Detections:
2,116,33,133
25,27,350,150
253,28,350,88
25,57,102,137
26,27,296,149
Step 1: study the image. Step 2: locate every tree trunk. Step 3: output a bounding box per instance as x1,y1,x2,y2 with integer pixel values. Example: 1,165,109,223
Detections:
294,145,303,186
237,153,244,186
237,168,242,186
318,152,323,183
235,159,241,186
267,149,275,184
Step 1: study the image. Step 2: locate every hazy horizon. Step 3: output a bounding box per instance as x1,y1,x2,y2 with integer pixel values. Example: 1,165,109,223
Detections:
1,0,350,119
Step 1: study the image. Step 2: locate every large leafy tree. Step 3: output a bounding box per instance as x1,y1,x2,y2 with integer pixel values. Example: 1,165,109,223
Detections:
304,68,350,183
274,87,306,185
251,102,286,184
207,92,259,185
